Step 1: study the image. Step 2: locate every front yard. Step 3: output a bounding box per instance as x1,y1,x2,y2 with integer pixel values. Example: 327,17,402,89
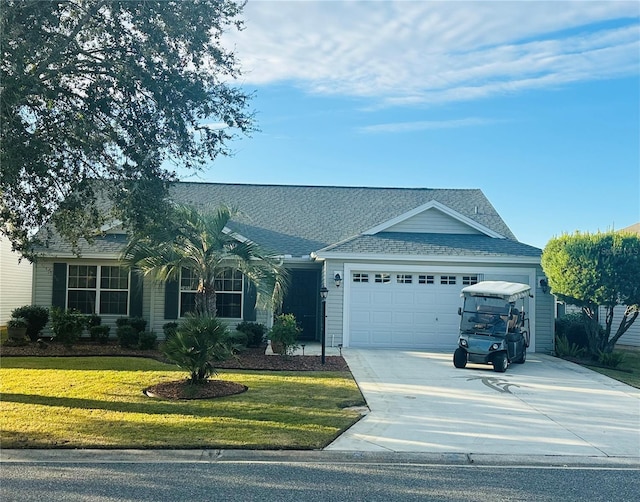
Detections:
0,356,365,449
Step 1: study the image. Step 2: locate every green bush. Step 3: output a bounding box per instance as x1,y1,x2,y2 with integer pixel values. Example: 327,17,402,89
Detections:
235,321,267,348
86,314,102,328
116,325,139,348
138,331,158,350
555,312,590,350
50,308,86,348
555,334,586,358
269,313,301,356
162,314,232,384
163,322,178,340
597,350,625,368
116,316,147,333
89,325,110,344
227,330,249,352
11,305,49,342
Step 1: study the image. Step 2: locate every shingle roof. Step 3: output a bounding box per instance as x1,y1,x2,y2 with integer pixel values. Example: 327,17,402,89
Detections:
170,183,518,256
318,232,541,258
35,182,529,258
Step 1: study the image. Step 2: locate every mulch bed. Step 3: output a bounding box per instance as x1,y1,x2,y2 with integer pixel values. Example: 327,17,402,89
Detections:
0,341,350,372
1,341,350,400
144,379,249,400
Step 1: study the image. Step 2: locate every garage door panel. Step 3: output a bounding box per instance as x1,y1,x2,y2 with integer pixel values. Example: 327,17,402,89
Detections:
372,292,393,305
351,310,371,324
392,312,414,325
348,271,465,349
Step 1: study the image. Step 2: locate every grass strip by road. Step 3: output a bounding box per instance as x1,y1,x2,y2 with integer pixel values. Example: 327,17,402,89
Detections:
0,357,365,449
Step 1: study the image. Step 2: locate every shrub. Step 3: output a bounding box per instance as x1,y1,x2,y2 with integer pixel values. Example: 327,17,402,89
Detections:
90,325,111,344
163,322,179,340
269,313,301,356
162,314,232,384
116,325,139,348
235,321,267,348
50,308,86,348
7,317,28,329
555,334,586,359
11,305,49,342
129,317,147,334
227,330,248,352
555,312,591,350
116,316,147,334
138,331,158,350
86,314,102,328
597,350,625,368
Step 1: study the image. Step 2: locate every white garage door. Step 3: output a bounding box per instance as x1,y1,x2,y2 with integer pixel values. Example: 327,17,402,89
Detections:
349,272,475,350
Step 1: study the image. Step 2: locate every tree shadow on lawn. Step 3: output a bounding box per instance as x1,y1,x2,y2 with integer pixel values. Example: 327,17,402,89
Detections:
1,377,362,420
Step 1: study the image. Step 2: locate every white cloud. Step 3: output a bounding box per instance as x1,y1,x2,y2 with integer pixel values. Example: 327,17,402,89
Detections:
358,117,497,133
225,0,639,106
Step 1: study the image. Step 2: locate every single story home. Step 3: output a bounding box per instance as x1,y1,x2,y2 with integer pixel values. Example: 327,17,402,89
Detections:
32,182,555,353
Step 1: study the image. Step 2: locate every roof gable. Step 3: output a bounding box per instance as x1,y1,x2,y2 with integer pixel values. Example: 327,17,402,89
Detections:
363,200,504,238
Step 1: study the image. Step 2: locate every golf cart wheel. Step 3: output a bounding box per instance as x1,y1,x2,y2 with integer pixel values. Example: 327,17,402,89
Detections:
453,347,467,368
515,347,526,364
493,352,508,373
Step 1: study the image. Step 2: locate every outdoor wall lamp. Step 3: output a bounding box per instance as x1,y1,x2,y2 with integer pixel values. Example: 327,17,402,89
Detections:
334,272,342,288
539,278,549,294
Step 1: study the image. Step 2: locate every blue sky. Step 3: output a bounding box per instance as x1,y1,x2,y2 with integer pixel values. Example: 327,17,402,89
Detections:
185,0,639,250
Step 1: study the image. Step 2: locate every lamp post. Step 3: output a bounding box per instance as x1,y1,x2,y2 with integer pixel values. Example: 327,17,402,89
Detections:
320,285,328,365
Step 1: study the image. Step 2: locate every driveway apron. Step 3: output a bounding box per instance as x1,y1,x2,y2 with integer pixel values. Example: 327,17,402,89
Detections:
326,349,640,457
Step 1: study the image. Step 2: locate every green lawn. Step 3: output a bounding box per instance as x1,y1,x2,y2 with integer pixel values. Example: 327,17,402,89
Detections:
582,348,640,389
0,357,365,449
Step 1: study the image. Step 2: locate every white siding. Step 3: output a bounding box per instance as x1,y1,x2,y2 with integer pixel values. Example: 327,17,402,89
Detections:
601,305,640,348
386,208,482,234
0,237,33,324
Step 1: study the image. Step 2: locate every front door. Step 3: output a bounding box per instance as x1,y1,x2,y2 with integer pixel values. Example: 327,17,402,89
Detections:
282,269,321,341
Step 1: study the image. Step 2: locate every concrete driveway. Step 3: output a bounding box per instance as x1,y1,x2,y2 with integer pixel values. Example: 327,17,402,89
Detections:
326,349,640,458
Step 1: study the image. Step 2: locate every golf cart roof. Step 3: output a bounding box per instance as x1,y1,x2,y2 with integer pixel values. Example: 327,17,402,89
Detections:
461,281,531,302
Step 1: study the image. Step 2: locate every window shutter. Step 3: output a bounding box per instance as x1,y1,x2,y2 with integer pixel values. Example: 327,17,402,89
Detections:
164,279,179,320
243,279,257,321
52,263,67,309
129,270,143,318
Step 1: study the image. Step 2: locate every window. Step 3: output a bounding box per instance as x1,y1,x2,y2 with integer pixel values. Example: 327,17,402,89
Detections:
352,273,369,283
396,274,412,284
375,273,391,284
67,265,129,315
180,268,243,318
462,275,479,285
418,275,434,284
215,269,243,318
440,275,457,285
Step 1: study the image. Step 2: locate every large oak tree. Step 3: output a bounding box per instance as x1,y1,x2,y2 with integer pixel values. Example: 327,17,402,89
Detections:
542,231,640,354
1,0,253,257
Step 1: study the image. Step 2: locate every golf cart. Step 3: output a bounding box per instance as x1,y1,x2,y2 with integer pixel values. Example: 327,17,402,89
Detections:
453,281,531,372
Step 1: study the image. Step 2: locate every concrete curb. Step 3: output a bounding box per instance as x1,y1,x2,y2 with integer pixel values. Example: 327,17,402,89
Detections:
1,449,638,468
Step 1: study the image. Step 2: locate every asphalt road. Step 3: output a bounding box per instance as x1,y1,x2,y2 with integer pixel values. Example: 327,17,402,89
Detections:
2,455,638,502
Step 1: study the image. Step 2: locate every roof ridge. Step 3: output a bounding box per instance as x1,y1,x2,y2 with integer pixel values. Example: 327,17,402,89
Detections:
174,181,483,192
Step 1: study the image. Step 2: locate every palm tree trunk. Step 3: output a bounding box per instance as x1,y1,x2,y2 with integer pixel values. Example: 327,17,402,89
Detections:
195,281,217,317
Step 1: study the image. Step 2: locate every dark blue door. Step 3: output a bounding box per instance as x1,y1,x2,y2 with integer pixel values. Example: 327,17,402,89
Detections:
282,269,321,341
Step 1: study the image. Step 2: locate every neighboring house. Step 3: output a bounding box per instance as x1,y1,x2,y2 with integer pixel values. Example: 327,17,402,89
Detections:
31,183,554,353
0,236,34,325
611,222,640,348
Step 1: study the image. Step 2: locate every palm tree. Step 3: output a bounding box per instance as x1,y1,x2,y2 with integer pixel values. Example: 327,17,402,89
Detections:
121,204,288,317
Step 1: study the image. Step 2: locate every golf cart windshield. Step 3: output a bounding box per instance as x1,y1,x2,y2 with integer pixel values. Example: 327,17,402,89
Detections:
460,296,511,335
